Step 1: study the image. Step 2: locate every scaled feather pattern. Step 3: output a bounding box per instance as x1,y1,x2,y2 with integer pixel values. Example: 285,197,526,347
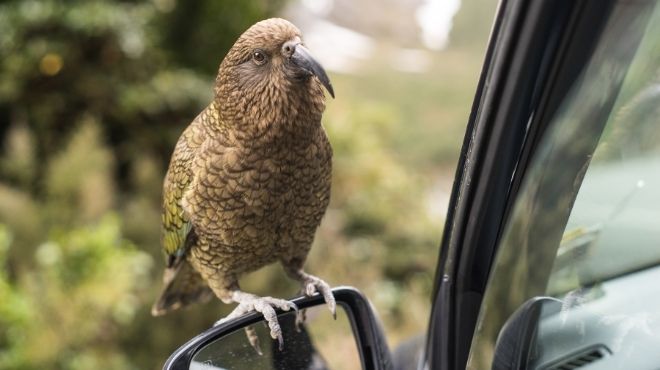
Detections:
152,18,336,349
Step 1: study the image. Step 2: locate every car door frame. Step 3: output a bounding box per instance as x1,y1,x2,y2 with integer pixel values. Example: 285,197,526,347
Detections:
424,0,620,369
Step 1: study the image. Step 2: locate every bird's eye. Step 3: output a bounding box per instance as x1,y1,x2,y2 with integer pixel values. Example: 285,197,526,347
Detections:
252,51,267,65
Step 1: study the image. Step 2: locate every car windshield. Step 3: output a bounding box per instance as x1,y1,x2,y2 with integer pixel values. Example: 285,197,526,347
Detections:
551,151,660,294
548,7,660,293
467,0,660,368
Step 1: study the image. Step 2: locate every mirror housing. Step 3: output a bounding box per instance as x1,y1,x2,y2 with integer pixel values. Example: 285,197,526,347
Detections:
491,296,562,370
163,286,392,370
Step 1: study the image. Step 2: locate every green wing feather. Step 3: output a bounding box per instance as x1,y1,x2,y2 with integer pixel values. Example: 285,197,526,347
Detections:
161,121,203,261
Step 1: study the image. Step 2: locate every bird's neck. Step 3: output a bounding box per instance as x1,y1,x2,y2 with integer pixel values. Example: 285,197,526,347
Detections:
210,89,325,146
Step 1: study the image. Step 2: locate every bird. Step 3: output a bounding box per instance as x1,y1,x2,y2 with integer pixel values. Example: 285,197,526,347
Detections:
151,18,336,350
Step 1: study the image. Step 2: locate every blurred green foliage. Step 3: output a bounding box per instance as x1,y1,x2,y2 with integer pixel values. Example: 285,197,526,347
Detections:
0,0,496,368
0,217,152,370
157,0,287,74
0,0,286,368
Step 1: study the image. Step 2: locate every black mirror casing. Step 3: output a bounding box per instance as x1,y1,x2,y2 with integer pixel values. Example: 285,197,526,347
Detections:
491,297,562,370
163,286,393,370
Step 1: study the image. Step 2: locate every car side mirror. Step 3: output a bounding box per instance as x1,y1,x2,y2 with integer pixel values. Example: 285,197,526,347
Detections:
491,296,562,370
163,286,392,370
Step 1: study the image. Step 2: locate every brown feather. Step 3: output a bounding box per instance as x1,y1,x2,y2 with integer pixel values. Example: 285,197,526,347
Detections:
153,18,332,312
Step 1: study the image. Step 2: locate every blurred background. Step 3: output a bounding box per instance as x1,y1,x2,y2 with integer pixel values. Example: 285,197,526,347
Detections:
0,0,497,368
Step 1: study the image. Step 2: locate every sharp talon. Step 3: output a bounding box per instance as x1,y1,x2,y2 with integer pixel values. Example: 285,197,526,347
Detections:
306,284,316,296
295,309,304,332
277,333,284,351
329,299,336,319
246,326,263,356
227,293,295,352
319,286,336,319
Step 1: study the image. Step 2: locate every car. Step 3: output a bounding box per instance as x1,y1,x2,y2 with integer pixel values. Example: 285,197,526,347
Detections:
162,0,660,368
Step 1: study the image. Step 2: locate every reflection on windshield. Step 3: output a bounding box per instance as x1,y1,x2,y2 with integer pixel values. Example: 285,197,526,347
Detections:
467,1,660,369
550,18,660,292
552,154,660,294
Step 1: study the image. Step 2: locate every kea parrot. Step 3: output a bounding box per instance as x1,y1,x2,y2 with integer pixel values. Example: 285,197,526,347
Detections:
151,18,336,349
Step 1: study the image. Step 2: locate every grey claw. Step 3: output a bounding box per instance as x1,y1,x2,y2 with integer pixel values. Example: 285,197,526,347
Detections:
328,299,337,319
289,302,299,313
319,286,336,319
302,277,335,319
226,293,296,353
245,326,263,356
295,308,307,332
277,332,284,351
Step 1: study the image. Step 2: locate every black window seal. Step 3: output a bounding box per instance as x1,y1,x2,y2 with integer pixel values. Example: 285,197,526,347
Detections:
425,1,618,369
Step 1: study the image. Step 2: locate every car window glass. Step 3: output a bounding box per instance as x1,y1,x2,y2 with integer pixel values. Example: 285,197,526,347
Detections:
467,1,660,369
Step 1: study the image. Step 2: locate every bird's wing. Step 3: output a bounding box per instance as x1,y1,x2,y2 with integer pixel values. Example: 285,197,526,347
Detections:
162,119,206,264
181,134,247,245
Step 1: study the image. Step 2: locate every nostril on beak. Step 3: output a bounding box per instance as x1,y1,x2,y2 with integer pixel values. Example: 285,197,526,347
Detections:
282,41,297,57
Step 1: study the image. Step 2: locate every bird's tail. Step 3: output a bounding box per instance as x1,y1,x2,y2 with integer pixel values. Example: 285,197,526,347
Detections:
151,259,213,316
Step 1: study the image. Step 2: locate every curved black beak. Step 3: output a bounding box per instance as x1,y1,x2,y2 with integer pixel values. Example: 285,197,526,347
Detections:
290,44,335,98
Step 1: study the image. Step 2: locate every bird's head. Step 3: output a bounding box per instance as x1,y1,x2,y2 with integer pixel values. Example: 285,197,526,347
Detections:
214,18,334,131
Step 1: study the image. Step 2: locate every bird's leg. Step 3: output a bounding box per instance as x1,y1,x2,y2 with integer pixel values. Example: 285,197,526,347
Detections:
213,285,298,351
283,259,336,328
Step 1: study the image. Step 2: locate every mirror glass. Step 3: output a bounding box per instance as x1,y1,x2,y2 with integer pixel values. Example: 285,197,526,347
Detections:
190,304,362,370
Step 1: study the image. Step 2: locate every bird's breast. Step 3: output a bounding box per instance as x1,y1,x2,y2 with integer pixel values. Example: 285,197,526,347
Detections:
208,131,332,258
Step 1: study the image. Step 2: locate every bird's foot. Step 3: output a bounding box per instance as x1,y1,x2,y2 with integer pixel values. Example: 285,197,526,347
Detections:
302,275,336,317
296,275,336,329
214,292,298,351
